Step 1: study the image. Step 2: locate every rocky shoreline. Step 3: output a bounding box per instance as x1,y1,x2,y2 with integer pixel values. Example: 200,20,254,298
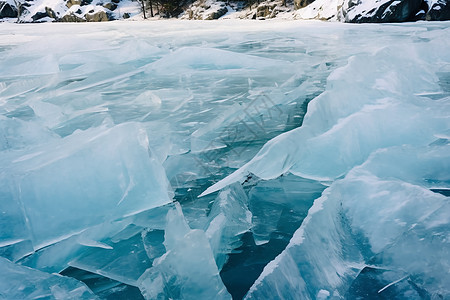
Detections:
0,0,449,24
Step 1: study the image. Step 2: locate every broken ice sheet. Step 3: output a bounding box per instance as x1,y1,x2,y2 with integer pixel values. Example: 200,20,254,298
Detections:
0,256,96,300
69,232,152,287
246,144,450,299
202,39,450,195
1,21,450,300
18,203,175,276
60,267,145,300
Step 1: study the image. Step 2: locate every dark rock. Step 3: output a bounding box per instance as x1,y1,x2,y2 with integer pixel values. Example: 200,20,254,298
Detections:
103,2,117,11
345,0,422,23
31,11,48,21
75,8,82,14
66,0,81,8
111,0,120,3
256,3,277,18
294,0,314,10
0,2,18,18
426,0,450,21
410,0,428,20
45,6,57,19
30,5,56,21
85,10,111,21
205,6,227,19
59,13,85,22
123,12,130,18
89,9,94,13
413,8,427,20
81,0,93,5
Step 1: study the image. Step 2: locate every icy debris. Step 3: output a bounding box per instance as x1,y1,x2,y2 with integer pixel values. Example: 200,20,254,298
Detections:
0,256,97,299
138,204,231,300
205,183,252,269
17,203,175,277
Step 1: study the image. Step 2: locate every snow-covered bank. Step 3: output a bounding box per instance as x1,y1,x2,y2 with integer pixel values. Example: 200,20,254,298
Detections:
1,0,449,22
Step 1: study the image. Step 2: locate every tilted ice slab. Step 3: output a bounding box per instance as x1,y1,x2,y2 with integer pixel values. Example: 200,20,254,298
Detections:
246,143,450,299
138,203,231,300
0,122,172,253
248,174,326,245
0,257,96,299
205,183,252,270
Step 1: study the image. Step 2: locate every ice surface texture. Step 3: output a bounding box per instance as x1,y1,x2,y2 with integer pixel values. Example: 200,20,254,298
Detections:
0,20,449,299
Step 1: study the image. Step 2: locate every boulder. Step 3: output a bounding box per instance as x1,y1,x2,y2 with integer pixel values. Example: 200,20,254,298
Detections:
183,0,229,20
0,2,18,18
256,3,277,18
294,0,315,9
111,0,120,3
66,0,81,8
59,13,85,21
343,0,422,23
85,10,112,21
205,6,228,19
81,0,93,5
103,2,117,10
31,11,49,21
426,0,450,20
123,12,130,18
45,6,57,19
409,0,429,20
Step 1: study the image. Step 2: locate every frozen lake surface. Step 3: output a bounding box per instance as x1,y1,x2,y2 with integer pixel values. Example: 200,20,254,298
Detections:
0,20,449,299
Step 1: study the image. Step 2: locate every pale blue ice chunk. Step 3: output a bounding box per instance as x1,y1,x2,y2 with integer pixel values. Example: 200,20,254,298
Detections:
69,232,151,286
19,217,137,273
356,144,450,190
205,183,252,270
0,257,97,299
0,176,31,247
18,203,178,274
141,229,166,265
248,175,325,245
138,204,231,300
0,116,59,150
246,145,450,299
0,122,172,251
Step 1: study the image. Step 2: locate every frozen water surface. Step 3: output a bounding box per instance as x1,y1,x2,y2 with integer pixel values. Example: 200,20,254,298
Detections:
0,20,449,299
